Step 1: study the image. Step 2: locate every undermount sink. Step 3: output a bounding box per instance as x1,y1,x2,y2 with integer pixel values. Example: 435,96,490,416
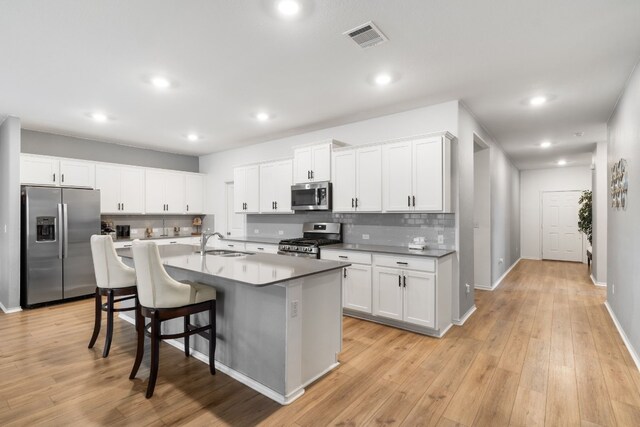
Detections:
198,249,254,257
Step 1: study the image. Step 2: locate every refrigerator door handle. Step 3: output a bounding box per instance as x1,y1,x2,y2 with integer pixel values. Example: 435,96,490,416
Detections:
57,203,64,259
63,203,69,259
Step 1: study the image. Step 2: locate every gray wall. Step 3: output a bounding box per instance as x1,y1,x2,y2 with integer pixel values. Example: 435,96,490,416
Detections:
21,129,199,172
607,61,640,359
0,116,22,311
247,212,456,249
592,141,608,284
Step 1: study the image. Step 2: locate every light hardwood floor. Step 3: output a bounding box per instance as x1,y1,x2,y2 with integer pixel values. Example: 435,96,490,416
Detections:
2,260,640,426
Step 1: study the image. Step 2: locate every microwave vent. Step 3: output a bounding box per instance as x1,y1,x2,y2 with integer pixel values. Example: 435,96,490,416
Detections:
344,21,388,49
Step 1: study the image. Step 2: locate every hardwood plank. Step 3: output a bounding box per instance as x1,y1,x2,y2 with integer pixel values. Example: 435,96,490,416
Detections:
545,363,580,426
574,352,616,426
509,387,545,427
471,368,519,426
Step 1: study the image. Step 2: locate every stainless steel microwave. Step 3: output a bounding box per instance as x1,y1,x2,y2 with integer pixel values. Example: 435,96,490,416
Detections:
291,182,332,211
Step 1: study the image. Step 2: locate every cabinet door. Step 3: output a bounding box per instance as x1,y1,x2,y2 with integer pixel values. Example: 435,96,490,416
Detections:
145,170,166,214
185,174,204,214
332,150,356,212
120,167,145,214
259,163,276,213
372,267,403,321
244,165,260,213
293,147,312,183
233,167,246,213
343,264,372,313
95,165,121,213
59,160,95,188
164,172,185,214
311,143,331,182
413,138,443,211
20,155,59,186
382,141,413,211
356,146,382,212
403,271,436,328
275,160,293,213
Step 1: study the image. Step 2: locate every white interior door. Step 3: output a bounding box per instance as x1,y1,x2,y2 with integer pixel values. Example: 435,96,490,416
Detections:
226,182,245,237
542,191,583,262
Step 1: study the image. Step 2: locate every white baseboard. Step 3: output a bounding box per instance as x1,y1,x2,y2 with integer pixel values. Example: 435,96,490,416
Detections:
475,258,522,292
590,274,607,287
604,301,640,372
520,256,541,260
453,305,476,326
0,301,22,314
118,313,316,405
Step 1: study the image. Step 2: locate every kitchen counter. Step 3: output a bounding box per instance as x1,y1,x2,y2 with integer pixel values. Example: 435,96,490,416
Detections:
323,243,456,258
222,236,285,245
117,243,345,405
117,243,348,287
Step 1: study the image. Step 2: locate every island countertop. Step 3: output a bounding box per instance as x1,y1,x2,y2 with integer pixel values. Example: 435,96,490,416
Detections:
117,244,349,287
323,243,456,258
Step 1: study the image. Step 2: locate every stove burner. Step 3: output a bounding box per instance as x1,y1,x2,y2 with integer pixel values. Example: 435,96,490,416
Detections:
278,222,342,258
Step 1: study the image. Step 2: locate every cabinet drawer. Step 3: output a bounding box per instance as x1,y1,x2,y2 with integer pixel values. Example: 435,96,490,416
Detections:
321,250,371,265
245,243,279,254
373,254,435,272
218,241,246,251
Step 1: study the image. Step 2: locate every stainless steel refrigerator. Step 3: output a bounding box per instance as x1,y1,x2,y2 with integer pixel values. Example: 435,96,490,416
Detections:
21,186,100,307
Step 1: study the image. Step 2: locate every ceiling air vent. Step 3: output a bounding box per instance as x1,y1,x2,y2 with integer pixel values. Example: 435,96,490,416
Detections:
344,21,388,49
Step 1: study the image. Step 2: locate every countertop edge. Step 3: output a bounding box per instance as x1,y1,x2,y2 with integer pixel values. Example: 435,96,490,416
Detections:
321,244,456,259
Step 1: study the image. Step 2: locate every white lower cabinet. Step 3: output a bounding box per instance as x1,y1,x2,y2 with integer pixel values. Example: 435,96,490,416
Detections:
245,242,279,254
324,248,452,336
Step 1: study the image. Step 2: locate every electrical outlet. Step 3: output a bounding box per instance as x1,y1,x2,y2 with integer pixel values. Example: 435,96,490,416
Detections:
254,229,259,234
499,258,504,264
278,230,284,235
291,300,299,318
612,284,615,295
3,224,6,233
465,283,471,294
438,234,444,244
362,234,370,240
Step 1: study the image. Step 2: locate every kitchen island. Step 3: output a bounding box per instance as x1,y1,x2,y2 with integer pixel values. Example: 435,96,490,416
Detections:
117,244,349,404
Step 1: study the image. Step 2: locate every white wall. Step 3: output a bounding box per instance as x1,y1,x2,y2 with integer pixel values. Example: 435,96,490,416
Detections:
592,141,608,284
0,116,21,311
607,60,640,363
520,166,591,259
474,147,491,288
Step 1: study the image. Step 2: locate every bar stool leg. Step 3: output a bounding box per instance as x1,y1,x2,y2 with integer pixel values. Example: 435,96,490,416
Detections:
129,299,144,380
184,315,190,358
88,288,101,349
103,289,115,358
147,311,161,398
209,301,216,375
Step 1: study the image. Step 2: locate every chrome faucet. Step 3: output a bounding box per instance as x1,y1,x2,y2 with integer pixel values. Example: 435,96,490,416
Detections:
200,230,224,254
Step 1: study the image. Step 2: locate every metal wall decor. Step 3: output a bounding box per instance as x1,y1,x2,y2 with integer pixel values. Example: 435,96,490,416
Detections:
611,158,628,210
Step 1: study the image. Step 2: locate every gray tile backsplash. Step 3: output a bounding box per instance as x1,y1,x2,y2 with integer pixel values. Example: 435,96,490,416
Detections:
247,212,456,250
101,215,206,239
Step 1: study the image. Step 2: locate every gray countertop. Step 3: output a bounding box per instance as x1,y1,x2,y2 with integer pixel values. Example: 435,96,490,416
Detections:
322,243,456,258
223,236,285,245
117,244,349,287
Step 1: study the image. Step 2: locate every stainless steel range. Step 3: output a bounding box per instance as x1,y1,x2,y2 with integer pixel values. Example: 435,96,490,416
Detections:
278,222,341,258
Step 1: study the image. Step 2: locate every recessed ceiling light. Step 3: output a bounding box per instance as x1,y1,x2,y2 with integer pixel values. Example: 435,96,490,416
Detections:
150,76,171,89
277,0,300,16
374,73,393,86
574,131,584,137
540,141,552,149
557,159,567,166
256,112,270,122
90,112,108,122
187,133,199,142
529,96,547,106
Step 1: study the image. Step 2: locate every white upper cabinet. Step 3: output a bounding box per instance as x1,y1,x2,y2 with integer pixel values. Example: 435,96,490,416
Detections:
59,159,95,188
332,146,382,212
233,165,260,213
20,155,59,186
382,135,452,213
185,174,204,214
259,159,293,214
20,154,94,188
96,164,144,214
145,170,185,214
293,141,338,184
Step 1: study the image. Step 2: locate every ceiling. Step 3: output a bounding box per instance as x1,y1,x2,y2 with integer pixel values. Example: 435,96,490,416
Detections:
1,1,639,169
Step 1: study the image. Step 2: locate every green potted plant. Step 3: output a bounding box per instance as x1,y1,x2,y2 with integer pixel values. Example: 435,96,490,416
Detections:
578,190,592,245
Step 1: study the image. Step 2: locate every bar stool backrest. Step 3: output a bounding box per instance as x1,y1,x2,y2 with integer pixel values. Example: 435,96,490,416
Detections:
90,235,136,289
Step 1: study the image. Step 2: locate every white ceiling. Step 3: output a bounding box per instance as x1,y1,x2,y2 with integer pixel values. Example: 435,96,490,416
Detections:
1,1,639,169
